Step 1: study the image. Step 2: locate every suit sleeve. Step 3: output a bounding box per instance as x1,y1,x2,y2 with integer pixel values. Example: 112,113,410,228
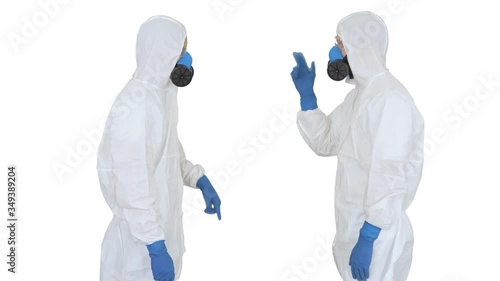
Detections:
361,92,422,230
179,142,205,188
296,108,340,157
110,99,164,245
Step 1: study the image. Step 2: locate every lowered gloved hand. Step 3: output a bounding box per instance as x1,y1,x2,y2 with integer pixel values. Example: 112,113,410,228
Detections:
147,240,175,281
290,52,318,111
196,175,222,220
349,221,381,280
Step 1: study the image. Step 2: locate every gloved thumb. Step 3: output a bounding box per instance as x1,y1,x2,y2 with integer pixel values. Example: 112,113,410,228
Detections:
205,208,216,214
310,61,316,74
291,66,299,80
204,198,216,214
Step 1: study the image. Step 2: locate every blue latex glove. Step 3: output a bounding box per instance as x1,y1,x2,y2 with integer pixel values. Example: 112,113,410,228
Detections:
177,51,193,68
329,45,344,62
147,240,175,281
349,221,381,280
290,52,318,111
196,175,222,220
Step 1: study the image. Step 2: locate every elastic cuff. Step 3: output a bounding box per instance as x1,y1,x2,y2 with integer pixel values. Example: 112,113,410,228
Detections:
147,240,167,255
360,221,382,241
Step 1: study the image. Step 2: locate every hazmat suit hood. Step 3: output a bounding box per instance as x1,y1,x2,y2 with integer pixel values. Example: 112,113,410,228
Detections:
336,11,389,86
133,15,186,89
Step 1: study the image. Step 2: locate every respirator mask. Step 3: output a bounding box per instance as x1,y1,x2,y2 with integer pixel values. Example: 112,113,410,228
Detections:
326,36,353,81
170,51,194,87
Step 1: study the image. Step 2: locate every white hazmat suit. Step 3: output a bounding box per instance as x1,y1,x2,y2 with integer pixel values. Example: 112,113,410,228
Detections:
97,16,204,281
297,12,424,280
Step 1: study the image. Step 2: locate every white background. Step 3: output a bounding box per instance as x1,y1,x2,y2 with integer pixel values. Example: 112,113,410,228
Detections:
1,0,499,280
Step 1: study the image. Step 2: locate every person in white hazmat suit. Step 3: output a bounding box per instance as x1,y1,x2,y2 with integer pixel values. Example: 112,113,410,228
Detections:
290,11,424,281
97,16,221,281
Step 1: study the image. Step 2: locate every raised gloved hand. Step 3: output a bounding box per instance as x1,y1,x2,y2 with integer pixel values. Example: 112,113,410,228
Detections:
290,52,318,111
147,240,175,281
349,221,381,280
196,175,222,220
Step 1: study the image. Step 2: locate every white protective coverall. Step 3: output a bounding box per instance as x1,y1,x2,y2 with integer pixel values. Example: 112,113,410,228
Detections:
297,12,424,281
97,16,205,281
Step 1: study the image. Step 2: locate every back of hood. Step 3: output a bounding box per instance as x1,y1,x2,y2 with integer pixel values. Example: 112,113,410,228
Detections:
133,15,186,89
336,11,389,86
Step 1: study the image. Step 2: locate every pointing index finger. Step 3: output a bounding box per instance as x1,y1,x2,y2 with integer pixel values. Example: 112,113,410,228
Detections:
293,52,308,68
215,200,221,221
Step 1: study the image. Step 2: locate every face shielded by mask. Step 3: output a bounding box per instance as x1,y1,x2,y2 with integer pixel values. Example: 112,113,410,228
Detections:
327,36,353,81
170,38,194,87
